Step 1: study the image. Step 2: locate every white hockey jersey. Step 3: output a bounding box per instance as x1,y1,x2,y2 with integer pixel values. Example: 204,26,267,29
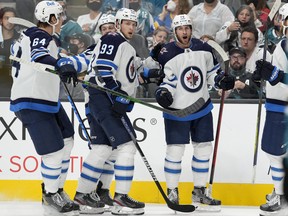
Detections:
85,32,138,97
265,38,288,113
158,38,221,121
10,27,60,113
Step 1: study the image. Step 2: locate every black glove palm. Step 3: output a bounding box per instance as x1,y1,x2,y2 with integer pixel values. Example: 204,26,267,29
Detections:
56,58,78,86
155,87,173,108
253,59,284,86
214,71,235,90
150,43,164,62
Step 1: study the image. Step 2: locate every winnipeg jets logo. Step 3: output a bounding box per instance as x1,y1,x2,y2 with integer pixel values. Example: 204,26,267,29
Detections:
181,66,203,92
160,47,168,55
186,68,199,87
127,56,136,82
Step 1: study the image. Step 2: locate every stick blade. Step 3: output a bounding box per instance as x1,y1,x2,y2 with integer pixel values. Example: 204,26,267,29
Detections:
268,0,282,21
167,202,196,212
172,97,205,117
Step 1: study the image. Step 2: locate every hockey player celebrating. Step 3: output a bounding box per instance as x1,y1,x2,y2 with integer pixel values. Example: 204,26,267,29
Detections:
9,1,80,215
155,14,235,211
252,3,288,215
73,8,145,215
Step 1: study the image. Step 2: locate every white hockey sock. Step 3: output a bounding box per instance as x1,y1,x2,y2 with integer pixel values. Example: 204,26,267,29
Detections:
77,145,112,194
99,149,117,189
164,144,185,189
41,148,65,193
115,141,136,194
58,137,74,189
267,153,286,195
192,142,212,187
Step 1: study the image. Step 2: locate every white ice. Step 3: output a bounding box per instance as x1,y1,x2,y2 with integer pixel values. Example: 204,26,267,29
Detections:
0,201,264,216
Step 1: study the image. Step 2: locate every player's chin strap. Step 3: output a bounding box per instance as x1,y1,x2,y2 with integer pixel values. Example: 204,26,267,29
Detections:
9,55,205,118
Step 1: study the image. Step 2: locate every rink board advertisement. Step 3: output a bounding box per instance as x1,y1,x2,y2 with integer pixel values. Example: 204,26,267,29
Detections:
0,101,273,205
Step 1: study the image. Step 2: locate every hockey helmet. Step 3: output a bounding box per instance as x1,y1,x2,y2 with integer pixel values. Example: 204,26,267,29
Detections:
171,14,192,34
34,1,63,23
115,8,138,26
279,3,288,36
98,14,116,31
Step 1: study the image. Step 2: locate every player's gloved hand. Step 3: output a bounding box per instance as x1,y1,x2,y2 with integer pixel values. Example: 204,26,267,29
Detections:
155,87,173,108
111,89,130,118
214,71,235,90
150,42,164,62
56,58,78,86
254,59,284,86
139,68,151,84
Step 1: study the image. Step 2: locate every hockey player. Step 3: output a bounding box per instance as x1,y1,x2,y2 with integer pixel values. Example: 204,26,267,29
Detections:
252,3,288,215
9,1,80,215
155,14,235,211
253,2,288,215
73,8,145,215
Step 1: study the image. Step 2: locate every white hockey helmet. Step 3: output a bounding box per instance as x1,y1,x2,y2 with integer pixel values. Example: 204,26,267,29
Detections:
115,8,138,26
279,3,288,35
98,14,116,31
171,14,192,34
34,1,63,23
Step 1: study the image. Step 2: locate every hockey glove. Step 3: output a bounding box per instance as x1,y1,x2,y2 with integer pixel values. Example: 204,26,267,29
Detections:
214,71,235,90
150,42,164,62
139,68,151,84
111,89,130,118
254,59,284,86
56,58,78,86
155,87,173,108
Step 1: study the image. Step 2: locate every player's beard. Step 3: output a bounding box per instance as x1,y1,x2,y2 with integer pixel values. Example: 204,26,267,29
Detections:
178,36,190,46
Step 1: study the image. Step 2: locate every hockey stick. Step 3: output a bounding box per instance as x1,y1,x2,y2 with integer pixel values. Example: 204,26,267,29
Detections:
120,116,196,213
8,17,35,28
9,55,205,117
252,0,282,184
61,81,92,149
206,40,229,196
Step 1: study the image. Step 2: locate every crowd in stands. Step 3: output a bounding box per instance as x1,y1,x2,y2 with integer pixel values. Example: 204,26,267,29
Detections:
0,0,285,99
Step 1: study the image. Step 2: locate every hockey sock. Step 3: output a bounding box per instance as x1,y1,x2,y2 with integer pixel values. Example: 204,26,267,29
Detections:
58,137,74,189
77,144,112,194
267,153,286,195
192,142,212,187
41,148,65,193
164,144,185,189
99,149,117,189
114,141,136,194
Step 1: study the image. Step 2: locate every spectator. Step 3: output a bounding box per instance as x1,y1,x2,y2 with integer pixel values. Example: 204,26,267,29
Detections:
147,25,169,50
59,33,94,101
142,0,166,18
216,5,264,51
240,26,271,74
217,47,259,99
267,10,284,53
154,0,191,31
188,0,234,41
0,7,19,98
245,0,271,33
55,0,83,51
129,0,155,37
77,0,103,37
